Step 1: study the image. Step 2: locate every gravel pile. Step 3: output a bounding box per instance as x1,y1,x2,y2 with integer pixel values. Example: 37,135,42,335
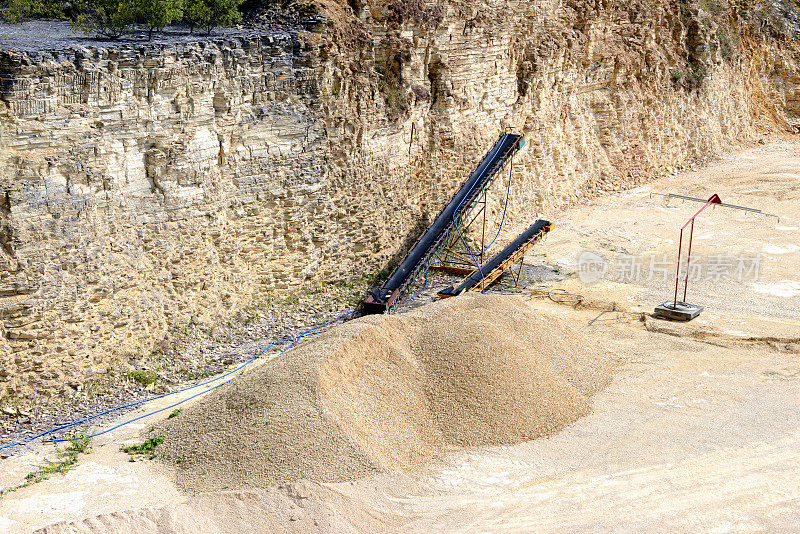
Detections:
156,293,616,491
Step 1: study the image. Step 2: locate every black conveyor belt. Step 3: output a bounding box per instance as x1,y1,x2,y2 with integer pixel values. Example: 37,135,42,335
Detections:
438,220,552,296
362,132,524,314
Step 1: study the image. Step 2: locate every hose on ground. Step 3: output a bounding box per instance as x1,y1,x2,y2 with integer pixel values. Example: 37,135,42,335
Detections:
1,307,358,451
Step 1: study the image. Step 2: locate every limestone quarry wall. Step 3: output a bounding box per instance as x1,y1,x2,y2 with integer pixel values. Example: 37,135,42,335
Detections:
0,35,331,398
0,0,797,401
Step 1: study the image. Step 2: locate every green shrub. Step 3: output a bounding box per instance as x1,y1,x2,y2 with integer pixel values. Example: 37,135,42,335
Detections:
139,0,184,40
121,435,165,457
126,369,160,385
73,0,136,39
185,0,243,34
66,432,93,455
5,0,248,39
669,64,708,90
3,0,67,22
22,433,92,486
717,26,736,60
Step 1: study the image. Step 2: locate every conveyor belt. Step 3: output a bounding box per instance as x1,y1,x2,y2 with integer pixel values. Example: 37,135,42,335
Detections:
437,220,553,297
362,132,524,314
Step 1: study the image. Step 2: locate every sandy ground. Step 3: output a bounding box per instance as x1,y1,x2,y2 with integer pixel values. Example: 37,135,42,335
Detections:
543,140,800,327
2,142,800,532
332,301,800,532
0,393,191,532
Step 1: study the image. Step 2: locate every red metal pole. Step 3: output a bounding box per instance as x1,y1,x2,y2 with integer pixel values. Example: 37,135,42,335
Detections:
673,227,683,308
672,195,720,309
683,218,694,302
680,195,721,230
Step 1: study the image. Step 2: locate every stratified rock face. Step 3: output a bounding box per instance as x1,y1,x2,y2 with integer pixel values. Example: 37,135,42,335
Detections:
0,35,330,398
0,0,796,401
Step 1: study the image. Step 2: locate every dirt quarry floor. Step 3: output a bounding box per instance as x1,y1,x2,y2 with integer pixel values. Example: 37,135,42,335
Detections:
2,142,800,533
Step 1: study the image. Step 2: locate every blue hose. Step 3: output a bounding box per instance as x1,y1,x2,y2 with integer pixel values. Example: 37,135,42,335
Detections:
1,308,358,451
481,158,513,256
45,342,301,444
452,133,511,292
1,140,515,451
400,266,430,304
405,141,513,301
0,340,289,452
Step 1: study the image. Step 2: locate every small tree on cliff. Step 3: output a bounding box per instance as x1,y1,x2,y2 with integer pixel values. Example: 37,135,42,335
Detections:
3,0,67,22
73,0,136,39
184,0,243,34
139,0,184,40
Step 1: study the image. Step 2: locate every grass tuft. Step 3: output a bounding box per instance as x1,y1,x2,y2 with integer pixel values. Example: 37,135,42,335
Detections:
121,435,165,460
126,370,160,385
4,433,93,494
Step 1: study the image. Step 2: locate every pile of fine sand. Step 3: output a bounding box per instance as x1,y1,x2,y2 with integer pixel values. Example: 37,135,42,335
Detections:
156,294,616,492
